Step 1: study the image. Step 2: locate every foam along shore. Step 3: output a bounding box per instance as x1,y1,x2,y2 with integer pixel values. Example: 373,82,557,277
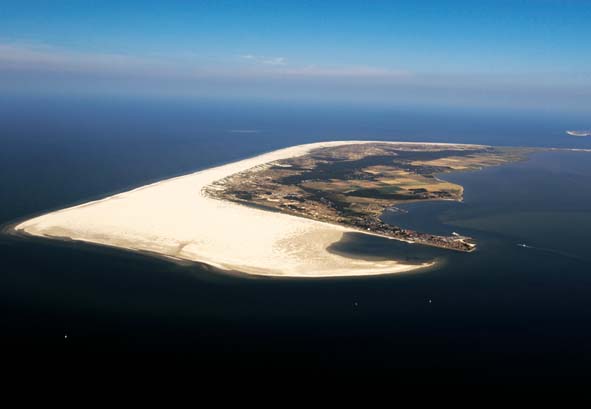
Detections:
13,141,474,278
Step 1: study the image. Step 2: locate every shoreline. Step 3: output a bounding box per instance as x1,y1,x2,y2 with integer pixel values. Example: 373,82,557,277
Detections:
12,140,481,278
4,220,278,280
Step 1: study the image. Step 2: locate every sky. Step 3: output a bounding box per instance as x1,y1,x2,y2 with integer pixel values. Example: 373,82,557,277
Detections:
0,0,590,112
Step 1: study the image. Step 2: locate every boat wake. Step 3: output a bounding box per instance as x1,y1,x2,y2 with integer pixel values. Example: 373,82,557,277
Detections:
516,242,584,262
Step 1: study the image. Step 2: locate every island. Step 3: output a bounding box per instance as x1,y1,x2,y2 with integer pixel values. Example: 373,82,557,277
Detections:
9,141,534,278
205,142,531,252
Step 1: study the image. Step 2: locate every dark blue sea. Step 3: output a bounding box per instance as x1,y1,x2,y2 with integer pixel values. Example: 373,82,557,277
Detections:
1,95,590,382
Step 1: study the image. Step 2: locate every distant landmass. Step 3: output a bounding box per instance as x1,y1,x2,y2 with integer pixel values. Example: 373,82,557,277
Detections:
566,130,591,137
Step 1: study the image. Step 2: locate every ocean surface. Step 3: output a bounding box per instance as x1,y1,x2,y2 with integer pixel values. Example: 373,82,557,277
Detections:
1,95,591,381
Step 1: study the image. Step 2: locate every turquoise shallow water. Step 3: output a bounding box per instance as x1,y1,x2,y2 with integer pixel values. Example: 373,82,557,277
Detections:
1,96,591,381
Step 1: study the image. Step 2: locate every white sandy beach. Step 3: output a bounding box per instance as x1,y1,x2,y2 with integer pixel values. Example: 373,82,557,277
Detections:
14,141,479,277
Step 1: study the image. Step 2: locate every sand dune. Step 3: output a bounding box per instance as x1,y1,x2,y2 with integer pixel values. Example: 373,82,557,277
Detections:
13,141,471,277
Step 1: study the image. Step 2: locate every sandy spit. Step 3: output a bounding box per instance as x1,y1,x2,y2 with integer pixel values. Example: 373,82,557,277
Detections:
14,141,478,278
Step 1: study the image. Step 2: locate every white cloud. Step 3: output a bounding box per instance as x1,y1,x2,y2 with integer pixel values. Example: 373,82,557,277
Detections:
3,41,587,113
263,57,286,66
0,42,150,71
1,42,410,82
241,54,286,66
279,65,410,78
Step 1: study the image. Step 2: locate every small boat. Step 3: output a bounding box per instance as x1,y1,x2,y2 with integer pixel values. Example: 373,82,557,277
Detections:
517,243,530,248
